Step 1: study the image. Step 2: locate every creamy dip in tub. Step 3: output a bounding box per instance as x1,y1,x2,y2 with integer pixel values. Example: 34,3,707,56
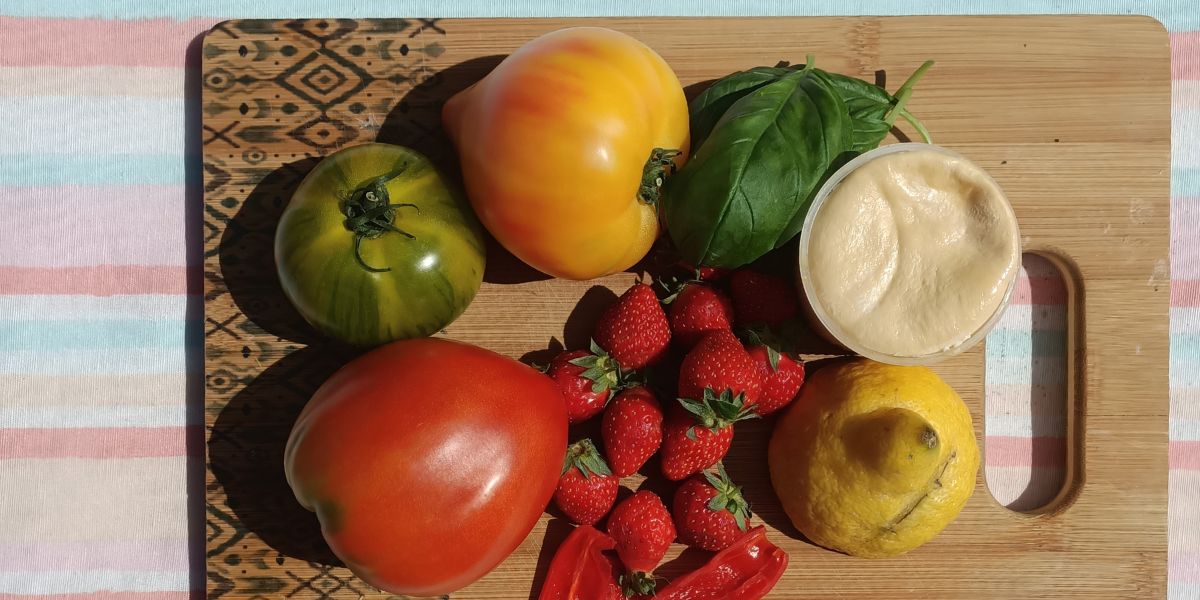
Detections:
798,143,1020,364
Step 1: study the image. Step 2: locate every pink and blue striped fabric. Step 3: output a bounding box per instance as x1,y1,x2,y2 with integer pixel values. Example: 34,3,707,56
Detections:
983,255,1068,513
0,2,1194,598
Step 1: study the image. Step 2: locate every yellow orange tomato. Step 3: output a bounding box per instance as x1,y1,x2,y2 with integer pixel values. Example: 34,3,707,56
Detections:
443,27,689,280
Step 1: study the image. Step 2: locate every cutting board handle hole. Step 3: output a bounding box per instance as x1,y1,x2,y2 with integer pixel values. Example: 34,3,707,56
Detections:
983,252,1082,514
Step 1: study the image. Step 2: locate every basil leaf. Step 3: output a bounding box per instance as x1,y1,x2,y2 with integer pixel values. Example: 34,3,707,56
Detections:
689,66,790,151
813,71,896,152
664,70,851,268
689,60,933,158
814,61,934,152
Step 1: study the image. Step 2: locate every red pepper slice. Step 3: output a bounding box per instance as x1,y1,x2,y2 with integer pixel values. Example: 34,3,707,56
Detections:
538,524,623,600
654,526,788,600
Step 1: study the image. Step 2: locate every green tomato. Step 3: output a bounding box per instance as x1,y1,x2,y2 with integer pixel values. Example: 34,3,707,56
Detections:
276,143,485,347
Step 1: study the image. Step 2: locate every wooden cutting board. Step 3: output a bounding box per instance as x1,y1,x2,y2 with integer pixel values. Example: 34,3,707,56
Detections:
202,16,1170,599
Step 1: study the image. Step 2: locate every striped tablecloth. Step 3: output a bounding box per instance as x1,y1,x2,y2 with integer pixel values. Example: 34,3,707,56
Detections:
0,2,1193,598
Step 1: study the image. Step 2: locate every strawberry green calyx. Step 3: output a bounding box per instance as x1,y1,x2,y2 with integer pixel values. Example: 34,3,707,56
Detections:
569,340,625,394
678,388,758,440
704,463,753,531
562,438,613,479
620,570,659,597
656,272,701,305
738,325,785,371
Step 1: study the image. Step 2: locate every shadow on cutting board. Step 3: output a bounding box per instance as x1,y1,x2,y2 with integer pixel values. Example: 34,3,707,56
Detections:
377,54,502,177
208,344,360,565
217,156,324,345
376,53,553,287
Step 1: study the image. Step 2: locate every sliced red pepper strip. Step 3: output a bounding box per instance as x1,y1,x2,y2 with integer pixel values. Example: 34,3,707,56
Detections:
538,524,623,600
654,526,789,600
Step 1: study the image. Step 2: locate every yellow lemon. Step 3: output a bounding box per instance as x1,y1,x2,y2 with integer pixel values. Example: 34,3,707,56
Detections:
768,358,979,558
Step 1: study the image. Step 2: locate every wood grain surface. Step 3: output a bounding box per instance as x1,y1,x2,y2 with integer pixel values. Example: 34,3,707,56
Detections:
202,16,1171,598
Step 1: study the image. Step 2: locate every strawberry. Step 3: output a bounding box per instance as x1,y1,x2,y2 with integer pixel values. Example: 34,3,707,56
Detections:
594,283,671,371
548,343,621,424
745,344,805,417
729,268,799,328
675,261,731,282
673,463,752,551
554,439,619,526
677,329,762,406
666,283,734,349
607,490,675,596
601,387,664,477
660,390,755,480
696,265,731,282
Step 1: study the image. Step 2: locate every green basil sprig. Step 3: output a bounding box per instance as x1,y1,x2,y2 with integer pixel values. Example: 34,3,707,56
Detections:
815,61,934,152
664,57,934,269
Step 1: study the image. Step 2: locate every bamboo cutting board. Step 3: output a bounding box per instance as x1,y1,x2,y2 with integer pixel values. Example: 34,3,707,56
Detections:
202,16,1170,599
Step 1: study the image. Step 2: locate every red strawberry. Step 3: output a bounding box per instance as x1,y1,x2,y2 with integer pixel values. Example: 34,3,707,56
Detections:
594,283,671,371
554,439,619,526
746,344,805,417
729,269,799,328
675,261,731,282
677,329,762,406
666,283,734,349
607,490,675,596
548,343,621,424
660,391,755,480
696,265,731,282
601,387,664,477
673,463,752,551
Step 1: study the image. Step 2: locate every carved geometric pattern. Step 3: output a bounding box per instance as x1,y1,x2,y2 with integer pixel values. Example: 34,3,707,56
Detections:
203,18,448,599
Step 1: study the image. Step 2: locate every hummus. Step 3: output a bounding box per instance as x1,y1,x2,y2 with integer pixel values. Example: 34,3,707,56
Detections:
800,145,1020,360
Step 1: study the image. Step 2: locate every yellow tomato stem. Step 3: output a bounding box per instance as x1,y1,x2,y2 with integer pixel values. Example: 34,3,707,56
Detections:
638,147,682,205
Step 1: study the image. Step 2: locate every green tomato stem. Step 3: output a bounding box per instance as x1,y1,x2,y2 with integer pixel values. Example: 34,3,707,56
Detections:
341,166,420,273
